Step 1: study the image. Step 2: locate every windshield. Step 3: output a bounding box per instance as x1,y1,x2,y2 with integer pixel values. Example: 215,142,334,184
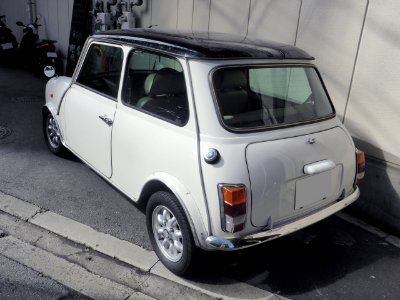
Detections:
212,66,334,130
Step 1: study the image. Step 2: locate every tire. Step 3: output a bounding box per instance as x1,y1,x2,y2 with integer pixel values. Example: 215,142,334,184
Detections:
43,112,67,156
146,191,197,276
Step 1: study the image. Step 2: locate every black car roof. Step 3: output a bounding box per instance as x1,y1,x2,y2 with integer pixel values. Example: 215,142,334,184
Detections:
93,29,314,60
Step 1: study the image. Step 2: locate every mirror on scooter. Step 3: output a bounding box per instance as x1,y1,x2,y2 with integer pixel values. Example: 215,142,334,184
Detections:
16,21,24,26
43,65,56,78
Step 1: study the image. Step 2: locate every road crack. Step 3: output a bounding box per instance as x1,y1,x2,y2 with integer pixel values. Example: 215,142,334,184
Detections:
27,208,48,222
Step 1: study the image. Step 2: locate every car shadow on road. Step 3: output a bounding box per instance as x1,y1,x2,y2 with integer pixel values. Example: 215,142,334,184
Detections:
345,139,400,240
189,214,400,299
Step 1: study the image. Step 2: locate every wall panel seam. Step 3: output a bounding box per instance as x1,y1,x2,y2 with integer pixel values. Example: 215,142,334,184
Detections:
244,0,252,40
343,0,370,122
294,0,303,46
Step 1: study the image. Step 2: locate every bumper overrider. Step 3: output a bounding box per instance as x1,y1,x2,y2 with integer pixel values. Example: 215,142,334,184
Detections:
205,186,360,250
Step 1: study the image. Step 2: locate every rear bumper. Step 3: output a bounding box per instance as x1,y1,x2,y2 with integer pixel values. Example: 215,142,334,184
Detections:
205,186,360,250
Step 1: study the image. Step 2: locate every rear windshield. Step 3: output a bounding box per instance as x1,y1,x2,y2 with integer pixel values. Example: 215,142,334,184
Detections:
212,66,334,130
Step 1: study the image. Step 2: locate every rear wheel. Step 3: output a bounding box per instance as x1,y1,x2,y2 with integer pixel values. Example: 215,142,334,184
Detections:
146,191,197,276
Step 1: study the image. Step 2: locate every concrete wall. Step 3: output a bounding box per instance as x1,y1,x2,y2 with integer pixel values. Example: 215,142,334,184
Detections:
0,0,73,64
137,0,400,234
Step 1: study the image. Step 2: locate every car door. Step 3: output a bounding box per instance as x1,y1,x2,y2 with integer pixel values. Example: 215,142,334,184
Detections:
111,49,195,199
62,42,124,177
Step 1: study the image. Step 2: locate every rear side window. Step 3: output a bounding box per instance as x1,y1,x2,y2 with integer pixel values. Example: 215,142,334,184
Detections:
212,66,334,130
77,43,123,99
122,49,189,126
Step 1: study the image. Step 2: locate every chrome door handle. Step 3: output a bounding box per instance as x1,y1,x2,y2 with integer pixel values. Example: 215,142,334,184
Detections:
98,114,113,126
303,160,336,175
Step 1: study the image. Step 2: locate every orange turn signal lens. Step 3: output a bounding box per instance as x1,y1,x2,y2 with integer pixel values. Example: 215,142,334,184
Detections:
222,186,247,206
356,148,365,166
356,148,365,185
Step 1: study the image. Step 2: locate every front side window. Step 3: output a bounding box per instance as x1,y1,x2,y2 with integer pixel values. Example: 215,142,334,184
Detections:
123,49,189,126
212,66,334,130
77,43,123,99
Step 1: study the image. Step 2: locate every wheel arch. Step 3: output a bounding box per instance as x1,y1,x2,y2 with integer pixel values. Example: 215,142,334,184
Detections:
138,173,208,248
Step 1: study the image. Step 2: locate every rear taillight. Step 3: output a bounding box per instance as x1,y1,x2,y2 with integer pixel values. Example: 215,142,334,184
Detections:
219,184,247,233
356,148,365,185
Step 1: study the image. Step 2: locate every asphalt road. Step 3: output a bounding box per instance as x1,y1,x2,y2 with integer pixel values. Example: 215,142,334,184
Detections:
1,66,400,299
0,254,89,300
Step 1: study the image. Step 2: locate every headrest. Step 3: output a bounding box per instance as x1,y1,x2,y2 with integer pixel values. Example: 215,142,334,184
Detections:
219,70,247,90
149,68,186,96
144,73,156,94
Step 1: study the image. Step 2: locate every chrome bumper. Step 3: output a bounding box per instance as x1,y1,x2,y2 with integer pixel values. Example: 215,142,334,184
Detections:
205,187,360,250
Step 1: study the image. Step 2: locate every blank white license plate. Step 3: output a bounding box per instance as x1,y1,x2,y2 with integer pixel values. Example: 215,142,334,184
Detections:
295,167,341,210
46,52,57,58
1,43,13,50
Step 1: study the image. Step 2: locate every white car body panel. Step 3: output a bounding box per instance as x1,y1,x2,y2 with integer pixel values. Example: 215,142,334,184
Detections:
246,126,355,227
63,84,116,177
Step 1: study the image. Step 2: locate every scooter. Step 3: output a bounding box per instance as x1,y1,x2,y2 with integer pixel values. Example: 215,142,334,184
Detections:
16,17,61,75
0,15,18,65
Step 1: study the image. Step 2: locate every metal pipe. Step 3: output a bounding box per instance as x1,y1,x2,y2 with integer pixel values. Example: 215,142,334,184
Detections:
27,0,37,23
95,0,104,13
106,0,118,12
31,0,37,22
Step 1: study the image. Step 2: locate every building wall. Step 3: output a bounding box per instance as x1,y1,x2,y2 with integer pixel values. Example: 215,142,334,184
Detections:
0,0,74,66
35,0,74,64
139,0,400,234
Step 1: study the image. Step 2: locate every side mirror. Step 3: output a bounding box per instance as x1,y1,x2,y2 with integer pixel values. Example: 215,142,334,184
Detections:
16,21,24,26
44,65,57,78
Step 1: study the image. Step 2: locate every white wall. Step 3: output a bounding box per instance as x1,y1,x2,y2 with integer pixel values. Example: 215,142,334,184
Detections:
0,0,73,63
36,0,74,61
344,0,400,166
296,0,368,120
248,0,300,44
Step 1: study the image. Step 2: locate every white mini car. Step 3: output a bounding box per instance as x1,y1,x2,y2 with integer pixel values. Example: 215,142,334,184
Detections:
43,29,364,275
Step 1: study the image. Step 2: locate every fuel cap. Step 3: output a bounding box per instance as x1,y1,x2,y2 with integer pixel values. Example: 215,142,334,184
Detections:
204,148,220,164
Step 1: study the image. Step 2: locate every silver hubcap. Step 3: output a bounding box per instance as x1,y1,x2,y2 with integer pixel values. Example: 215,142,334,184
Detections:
152,205,183,262
47,116,61,149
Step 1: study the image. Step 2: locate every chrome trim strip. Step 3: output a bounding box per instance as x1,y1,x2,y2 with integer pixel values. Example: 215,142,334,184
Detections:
205,187,359,250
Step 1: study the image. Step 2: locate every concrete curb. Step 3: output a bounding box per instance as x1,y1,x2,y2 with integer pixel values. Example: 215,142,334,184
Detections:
31,211,159,272
0,235,153,300
0,191,280,300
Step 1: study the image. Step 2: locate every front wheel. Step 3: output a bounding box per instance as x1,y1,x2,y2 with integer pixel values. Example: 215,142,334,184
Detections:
43,112,67,156
146,191,197,276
